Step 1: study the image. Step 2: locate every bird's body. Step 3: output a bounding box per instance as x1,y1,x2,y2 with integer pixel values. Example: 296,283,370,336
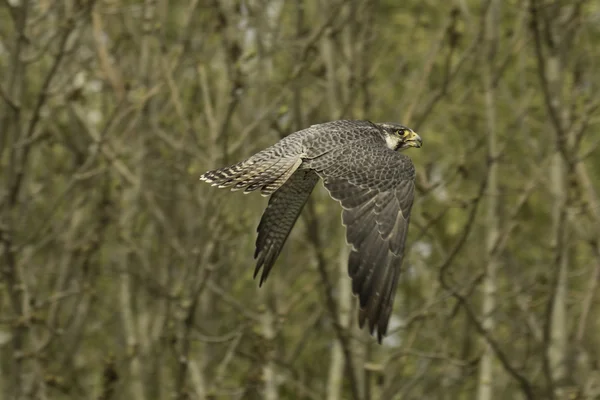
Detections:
201,120,422,342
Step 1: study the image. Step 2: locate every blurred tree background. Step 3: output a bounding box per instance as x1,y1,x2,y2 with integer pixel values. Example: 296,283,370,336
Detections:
1,0,600,399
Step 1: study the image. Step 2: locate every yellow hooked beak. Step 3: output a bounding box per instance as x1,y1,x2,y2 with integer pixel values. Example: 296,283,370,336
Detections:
405,129,422,148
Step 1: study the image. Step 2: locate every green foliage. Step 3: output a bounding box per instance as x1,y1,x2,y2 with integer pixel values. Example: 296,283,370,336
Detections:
1,0,599,399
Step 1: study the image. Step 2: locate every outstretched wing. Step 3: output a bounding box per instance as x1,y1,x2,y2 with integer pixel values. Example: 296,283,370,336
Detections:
254,170,319,285
311,144,416,342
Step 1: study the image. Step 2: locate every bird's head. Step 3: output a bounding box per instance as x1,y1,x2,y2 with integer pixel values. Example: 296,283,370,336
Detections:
378,123,422,151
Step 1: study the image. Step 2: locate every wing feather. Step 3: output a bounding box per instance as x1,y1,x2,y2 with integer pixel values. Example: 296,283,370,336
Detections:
314,145,416,342
253,170,318,285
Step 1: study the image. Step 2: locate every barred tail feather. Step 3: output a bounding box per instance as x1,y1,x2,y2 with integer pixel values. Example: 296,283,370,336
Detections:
200,159,253,187
232,157,287,192
259,158,302,196
200,156,303,196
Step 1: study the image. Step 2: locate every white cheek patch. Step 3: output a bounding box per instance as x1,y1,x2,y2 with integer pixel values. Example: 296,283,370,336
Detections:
385,134,401,150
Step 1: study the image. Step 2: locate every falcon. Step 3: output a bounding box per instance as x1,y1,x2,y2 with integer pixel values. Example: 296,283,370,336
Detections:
200,120,422,342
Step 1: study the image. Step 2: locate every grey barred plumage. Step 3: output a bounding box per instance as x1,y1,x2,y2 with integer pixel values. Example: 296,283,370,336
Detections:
200,120,422,343
254,170,319,285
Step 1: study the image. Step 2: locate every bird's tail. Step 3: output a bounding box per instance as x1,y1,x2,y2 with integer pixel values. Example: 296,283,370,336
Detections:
200,153,303,196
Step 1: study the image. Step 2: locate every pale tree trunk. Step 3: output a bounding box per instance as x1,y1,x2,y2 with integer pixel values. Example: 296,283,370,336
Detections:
327,241,352,400
575,158,600,372
119,250,147,400
351,4,374,396
530,2,572,395
252,1,282,398
261,286,278,400
549,151,568,394
319,2,357,400
546,46,569,399
119,108,150,400
117,0,156,397
477,0,499,398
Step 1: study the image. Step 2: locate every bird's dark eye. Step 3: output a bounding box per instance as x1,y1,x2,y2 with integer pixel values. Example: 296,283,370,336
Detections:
396,129,406,137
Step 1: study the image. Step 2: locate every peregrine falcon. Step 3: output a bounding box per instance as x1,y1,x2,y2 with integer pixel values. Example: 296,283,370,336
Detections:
201,120,422,342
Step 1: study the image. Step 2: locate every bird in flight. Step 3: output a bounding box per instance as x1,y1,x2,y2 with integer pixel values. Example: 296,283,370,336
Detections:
201,120,422,342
